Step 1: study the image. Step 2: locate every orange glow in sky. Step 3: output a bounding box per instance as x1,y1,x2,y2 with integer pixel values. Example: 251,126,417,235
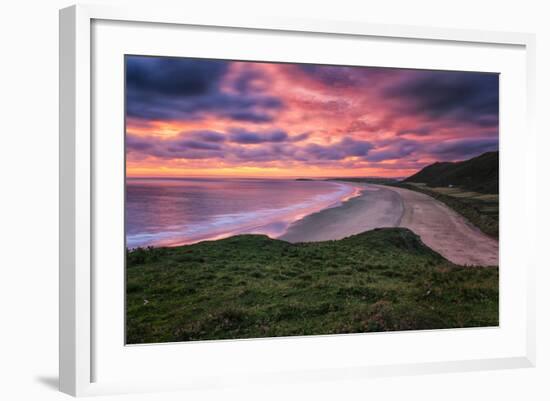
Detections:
126,56,498,178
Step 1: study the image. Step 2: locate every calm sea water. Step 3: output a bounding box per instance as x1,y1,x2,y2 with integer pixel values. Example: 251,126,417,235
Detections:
126,178,362,248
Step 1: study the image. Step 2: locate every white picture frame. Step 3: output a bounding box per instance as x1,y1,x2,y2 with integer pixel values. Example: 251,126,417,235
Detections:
59,4,536,397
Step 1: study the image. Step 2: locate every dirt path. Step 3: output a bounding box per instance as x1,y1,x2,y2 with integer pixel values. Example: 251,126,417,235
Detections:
376,185,499,266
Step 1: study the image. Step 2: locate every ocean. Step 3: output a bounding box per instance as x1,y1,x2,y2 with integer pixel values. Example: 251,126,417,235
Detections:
126,178,362,248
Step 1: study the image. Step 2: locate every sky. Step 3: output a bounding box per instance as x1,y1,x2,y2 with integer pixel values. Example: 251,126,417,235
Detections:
125,56,499,178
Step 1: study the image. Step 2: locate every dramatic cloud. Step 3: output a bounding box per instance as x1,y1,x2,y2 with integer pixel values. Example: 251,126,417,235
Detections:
126,56,284,123
396,127,432,137
127,132,376,166
298,138,374,161
227,129,310,144
384,70,499,125
229,129,289,144
427,137,498,159
187,130,226,143
366,140,420,162
126,56,229,97
125,56,499,177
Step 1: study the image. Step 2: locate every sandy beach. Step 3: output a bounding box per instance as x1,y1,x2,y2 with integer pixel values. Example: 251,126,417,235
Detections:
280,184,402,242
279,183,498,266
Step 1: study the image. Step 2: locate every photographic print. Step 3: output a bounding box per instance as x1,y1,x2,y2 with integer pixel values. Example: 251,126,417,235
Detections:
125,56,499,344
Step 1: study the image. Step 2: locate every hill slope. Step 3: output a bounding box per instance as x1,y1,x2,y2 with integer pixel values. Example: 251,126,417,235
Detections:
126,228,498,344
404,151,498,194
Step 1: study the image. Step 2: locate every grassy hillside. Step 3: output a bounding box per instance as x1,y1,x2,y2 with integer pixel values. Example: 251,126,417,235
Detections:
404,151,498,194
126,228,498,344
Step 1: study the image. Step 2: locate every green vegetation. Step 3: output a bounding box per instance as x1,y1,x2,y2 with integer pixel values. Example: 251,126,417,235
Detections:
404,151,498,194
394,182,499,238
126,228,498,344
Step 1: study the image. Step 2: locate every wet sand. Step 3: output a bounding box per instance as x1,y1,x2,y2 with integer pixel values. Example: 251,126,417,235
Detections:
279,184,498,266
279,185,403,243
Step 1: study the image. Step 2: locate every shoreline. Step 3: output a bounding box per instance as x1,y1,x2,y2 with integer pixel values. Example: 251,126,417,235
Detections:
278,184,403,243
280,182,498,266
131,180,364,249
129,181,498,266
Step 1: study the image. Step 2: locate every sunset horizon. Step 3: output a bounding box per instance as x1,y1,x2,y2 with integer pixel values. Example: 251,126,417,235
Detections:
125,56,498,178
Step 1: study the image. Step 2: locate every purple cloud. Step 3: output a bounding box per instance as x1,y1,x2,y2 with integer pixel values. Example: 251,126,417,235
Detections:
126,56,284,123
229,129,288,144
384,70,499,128
367,140,420,162
427,137,498,159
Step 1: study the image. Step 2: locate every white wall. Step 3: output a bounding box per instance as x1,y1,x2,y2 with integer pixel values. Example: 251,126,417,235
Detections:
0,0,547,400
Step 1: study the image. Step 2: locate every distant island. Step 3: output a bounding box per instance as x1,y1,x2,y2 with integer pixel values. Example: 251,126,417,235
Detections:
295,177,401,184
